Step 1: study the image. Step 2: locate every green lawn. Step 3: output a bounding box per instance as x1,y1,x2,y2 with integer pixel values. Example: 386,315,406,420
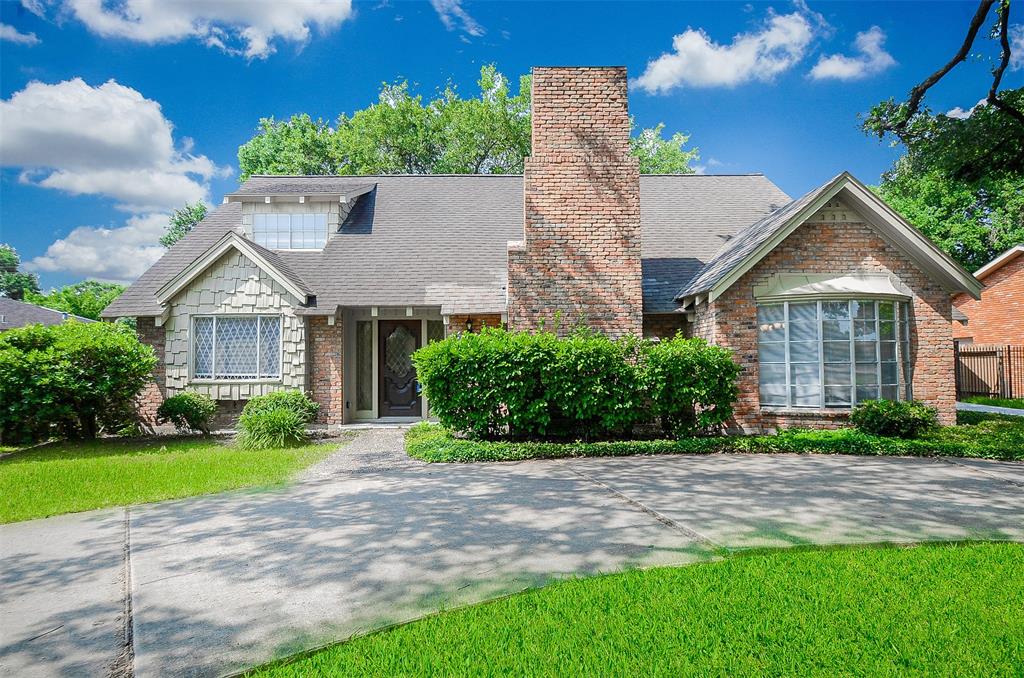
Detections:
963,395,1024,410
0,436,344,523
250,542,1023,677
407,411,1024,463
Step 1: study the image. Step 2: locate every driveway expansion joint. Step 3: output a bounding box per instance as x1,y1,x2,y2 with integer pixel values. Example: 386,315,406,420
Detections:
109,507,135,678
937,456,1024,488
565,463,725,552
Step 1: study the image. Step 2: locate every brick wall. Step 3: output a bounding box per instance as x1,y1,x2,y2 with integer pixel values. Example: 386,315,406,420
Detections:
135,316,166,430
507,66,643,339
952,253,1024,344
308,315,344,425
693,219,956,432
642,314,687,340
446,314,504,333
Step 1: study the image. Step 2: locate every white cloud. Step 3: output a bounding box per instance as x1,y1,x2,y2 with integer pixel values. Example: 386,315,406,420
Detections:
431,0,484,37
633,11,815,93
946,98,988,120
1,23,41,45
26,0,352,59
20,0,46,18
0,78,229,213
810,26,895,80
26,213,169,283
1011,24,1023,71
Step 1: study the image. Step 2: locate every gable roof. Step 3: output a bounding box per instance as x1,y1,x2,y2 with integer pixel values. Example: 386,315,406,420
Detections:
676,172,983,303
973,244,1024,281
103,174,788,318
155,231,314,305
0,297,95,330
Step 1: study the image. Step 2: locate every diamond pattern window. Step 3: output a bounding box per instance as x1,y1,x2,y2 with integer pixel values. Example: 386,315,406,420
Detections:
192,315,282,380
253,213,329,249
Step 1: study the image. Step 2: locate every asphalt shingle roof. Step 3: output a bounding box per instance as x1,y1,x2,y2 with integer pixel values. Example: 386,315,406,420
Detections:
103,174,789,318
675,174,841,300
0,297,95,329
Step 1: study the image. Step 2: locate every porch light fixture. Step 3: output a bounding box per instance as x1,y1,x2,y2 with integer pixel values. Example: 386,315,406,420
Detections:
466,319,473,332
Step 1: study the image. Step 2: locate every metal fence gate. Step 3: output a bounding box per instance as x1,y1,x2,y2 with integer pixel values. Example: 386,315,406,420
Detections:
955,343,1024,398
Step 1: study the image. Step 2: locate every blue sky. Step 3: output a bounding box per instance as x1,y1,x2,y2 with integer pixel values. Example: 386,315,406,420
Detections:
1,0,1020,289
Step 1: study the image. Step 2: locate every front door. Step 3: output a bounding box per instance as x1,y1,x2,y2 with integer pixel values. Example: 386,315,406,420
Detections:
378,319,422,417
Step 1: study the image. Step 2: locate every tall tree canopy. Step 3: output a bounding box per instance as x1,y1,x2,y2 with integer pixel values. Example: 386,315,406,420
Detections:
26,280,126,321
161,202,208,248
238,65,699,180
0,244,40,301
864,0,1023,271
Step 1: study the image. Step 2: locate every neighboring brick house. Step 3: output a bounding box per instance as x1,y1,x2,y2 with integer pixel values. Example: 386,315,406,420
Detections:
103,66,982,432
952,245,1024,345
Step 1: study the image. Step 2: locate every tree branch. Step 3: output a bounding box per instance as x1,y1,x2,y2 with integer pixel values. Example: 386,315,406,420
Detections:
987,0,1024,126
898,0,996,128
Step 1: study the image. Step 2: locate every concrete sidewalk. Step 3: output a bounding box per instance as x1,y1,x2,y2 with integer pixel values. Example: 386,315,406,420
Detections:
2,430,1022,677
956,401,1024,417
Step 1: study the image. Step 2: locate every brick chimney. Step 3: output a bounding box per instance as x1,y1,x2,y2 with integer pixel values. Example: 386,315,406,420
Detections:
507,67,643,338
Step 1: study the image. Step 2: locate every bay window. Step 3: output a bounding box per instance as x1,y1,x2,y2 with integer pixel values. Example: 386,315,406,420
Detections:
758,299,912,409
192,315,281,380
253,213,329,249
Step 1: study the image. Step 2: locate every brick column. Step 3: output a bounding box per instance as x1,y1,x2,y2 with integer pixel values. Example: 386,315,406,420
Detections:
308,315,344,425
507,67,643,338
135,316,166,430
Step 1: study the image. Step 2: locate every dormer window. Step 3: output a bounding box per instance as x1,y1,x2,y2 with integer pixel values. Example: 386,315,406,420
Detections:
253,213,329,249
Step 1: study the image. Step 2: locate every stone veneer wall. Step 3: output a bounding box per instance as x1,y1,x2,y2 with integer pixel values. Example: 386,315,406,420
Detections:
692,216,956,432
507,67,643,339
135,316,166,430
163,249,307,400
308,316,344,425
953,253,1024,344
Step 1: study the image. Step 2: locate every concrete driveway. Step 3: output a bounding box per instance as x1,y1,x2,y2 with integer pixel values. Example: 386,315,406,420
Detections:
2,429,1022,677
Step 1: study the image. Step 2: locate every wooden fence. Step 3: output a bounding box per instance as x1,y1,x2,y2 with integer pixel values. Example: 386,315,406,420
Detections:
955,343,1024,399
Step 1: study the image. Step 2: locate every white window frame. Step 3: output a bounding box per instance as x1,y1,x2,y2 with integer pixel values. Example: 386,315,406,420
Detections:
757,298,912,410
252,213,330,250
190,314,283,382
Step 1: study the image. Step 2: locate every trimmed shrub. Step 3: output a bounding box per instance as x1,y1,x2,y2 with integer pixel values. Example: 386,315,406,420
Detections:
851,399,939,439
237,408,307,450
0,321,156,442
236,389,319,450
643,335,741,436
157,391,217,434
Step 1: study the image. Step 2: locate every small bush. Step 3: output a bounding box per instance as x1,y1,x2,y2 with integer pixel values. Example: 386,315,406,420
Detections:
237,408,307,450
157,391,217,434
0,321,156,442
236,390,319,450
850,400,939,439
643,335,741,436
241,389,319,423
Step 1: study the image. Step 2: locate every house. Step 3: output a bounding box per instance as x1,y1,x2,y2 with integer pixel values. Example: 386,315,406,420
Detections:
0,297,94,331
102,67,981,432
952,245,1024,345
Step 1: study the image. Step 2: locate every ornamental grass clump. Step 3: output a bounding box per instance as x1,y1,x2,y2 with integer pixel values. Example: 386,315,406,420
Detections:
237,389,320,450
413,328,741,441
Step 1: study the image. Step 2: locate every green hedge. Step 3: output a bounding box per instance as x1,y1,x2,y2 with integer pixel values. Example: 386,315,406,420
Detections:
413,329,739,441
405,420,1024,463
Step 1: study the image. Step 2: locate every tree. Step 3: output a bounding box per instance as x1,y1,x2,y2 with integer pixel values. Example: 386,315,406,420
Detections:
25,280,127,321
862,0,1023,270
0,244,40,301
238,65,698,180
0,322,156,441
161,202,208,247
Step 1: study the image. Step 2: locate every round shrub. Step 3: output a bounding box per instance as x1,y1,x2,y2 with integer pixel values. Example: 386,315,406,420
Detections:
0,321,156,442
157,391,217,434
237,408,307,450
643,335,741,436
851,399,939,439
